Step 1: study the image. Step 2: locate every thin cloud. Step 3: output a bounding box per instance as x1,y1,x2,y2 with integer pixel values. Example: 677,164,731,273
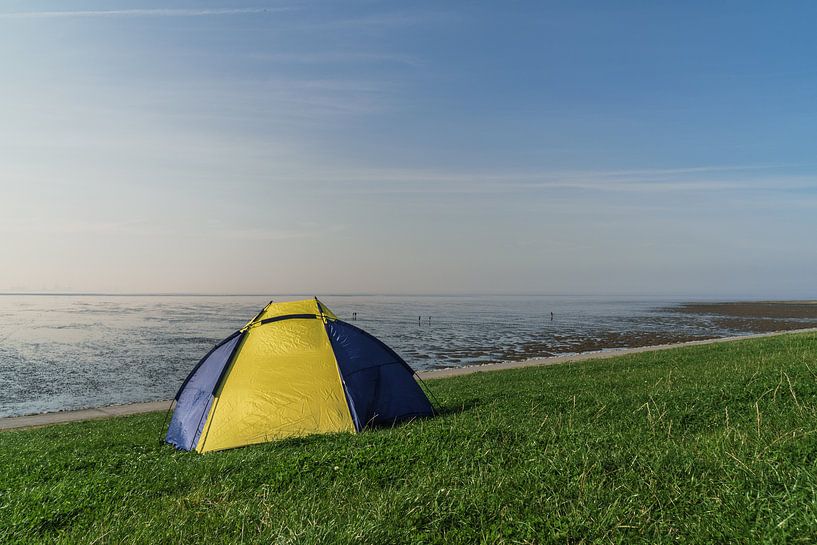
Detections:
253,52,422,67
270,164,790,183
0,217,342,241
0,7,293,19
216,224,345,241
257,165,816,195
304,13,445,30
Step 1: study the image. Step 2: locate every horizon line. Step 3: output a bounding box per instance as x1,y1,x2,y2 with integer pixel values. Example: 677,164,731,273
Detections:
0,291,812,300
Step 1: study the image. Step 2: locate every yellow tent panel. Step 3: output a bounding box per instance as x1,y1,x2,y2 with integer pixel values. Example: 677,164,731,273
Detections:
196,317,354,453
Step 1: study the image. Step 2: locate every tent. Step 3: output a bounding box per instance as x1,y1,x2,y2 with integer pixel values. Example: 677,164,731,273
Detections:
165,298,434,453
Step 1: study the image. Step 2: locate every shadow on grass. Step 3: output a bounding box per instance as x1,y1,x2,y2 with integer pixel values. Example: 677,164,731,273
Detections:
160,400,483,454
432,398,481,417
362,397,482,431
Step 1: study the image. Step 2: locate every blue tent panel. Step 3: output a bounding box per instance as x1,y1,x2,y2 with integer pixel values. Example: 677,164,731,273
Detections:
326,320,434,430
166,332,242,450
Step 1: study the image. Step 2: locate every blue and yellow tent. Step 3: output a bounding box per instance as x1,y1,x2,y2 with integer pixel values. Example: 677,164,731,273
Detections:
166,298,434,453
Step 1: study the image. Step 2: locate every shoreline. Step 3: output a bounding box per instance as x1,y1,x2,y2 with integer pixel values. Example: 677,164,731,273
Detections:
3,326,816,432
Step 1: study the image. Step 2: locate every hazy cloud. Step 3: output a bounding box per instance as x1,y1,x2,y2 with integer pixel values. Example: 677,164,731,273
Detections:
0,7,293,19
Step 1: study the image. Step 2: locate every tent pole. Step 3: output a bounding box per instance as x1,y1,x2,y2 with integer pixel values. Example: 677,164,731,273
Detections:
414,372,443,416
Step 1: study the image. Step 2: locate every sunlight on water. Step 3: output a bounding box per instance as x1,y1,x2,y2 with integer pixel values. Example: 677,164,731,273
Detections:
0,295,747,417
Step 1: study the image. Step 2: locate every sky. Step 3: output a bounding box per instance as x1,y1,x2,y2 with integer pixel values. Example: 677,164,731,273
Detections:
1,1,816,297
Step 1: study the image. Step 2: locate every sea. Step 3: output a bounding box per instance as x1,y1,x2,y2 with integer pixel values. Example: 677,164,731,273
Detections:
0,294,752,418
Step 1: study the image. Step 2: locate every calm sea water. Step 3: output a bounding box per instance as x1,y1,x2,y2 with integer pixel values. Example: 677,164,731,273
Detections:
0,295,743,418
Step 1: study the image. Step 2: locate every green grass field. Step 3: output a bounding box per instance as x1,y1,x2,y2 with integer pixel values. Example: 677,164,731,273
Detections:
2,333,817,544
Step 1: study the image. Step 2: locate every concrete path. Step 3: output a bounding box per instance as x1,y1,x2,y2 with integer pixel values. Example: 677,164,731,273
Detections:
0,400,173,431
2,327,815,432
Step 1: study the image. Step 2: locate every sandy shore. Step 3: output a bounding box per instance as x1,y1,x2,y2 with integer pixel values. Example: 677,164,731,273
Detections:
3,326,816,432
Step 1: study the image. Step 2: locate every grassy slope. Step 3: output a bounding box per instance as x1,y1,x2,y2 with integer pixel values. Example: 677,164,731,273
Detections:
2,333,817,544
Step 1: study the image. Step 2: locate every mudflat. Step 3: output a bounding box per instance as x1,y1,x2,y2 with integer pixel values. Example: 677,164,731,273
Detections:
516,301,817,358
674,301,817,333
677,300,817,318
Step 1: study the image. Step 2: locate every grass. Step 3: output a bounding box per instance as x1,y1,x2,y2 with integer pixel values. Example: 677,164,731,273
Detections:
2,333,817,544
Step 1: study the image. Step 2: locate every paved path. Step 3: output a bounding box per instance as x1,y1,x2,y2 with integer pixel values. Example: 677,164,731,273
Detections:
0,400,173,431
2,327,816,432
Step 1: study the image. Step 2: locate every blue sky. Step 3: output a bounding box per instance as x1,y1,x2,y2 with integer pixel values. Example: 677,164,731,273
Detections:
2,1,816,296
